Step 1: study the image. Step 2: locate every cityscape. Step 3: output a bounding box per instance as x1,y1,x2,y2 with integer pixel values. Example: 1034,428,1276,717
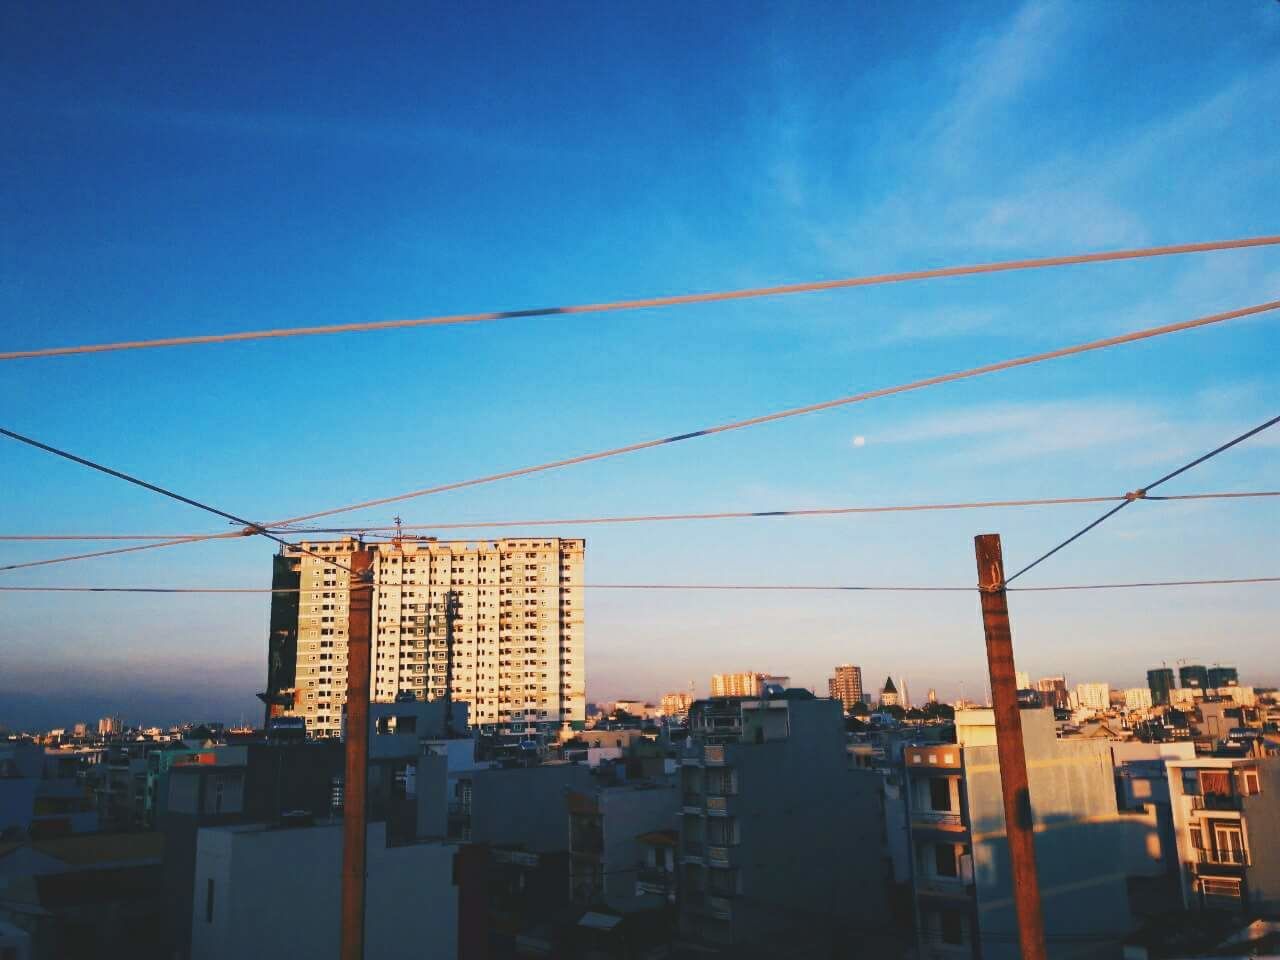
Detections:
3,3,1279,960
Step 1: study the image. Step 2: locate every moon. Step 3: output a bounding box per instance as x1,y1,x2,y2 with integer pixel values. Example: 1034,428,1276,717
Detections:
852,435,866,447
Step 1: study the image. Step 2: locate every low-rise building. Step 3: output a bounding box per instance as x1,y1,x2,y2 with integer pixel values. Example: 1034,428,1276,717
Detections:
567,779,679,911
678,693,887,953
189,820,456,960
903,709,1137,958
1168,755,1280,915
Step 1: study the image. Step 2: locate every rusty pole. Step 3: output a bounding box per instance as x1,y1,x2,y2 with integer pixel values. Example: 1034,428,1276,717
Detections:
974,534,1047,960
341,549,374,960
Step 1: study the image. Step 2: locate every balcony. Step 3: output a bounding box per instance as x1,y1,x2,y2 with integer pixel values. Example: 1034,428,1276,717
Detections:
703,745,726,766
913,810,965,830
707,845,731,866
1190,794,1243,813
1195,847,1250,867
706,795,730,816
682,840,705,863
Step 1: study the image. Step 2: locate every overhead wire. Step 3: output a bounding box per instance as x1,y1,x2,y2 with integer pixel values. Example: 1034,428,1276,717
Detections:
3,235,1277,361
0,426,354,574
4,296,1277,576
0,576,1274,594
2,490,1275,542
258,298,1280,529
1004,412,1280,585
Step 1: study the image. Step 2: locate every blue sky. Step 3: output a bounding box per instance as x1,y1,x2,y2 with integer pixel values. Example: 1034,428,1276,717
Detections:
1,1,1277,728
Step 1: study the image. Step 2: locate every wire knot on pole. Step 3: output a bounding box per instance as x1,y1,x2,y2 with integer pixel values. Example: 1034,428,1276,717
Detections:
1124,489,1147,501
239,523,268,537
977,582,1006,594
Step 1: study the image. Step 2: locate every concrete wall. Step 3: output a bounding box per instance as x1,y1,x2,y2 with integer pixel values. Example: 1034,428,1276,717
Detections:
1241,757,1280,914
963,709,1135,959
190,821,456,960
682,698,888,952
469,764,595,853
600,783,679,909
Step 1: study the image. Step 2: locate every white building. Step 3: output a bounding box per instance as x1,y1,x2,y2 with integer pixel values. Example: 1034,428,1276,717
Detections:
1124,687,1154,712
190,820,457,960
1074,682,1111,713
270,537,585,737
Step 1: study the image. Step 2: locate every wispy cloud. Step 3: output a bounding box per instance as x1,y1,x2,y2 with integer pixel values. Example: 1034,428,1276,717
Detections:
861,393,1280,466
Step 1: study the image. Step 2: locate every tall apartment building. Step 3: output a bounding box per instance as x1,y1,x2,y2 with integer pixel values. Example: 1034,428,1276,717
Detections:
1148,667,1175,706
903,709,1137,958
1074,682,1111,713
827,664,864,712
261,536,585,737
1035,676,1070,710
661,692,695,719
1208,666,1240,689
709,673,762,698
1124,687,1154,712
1179,664,1210,691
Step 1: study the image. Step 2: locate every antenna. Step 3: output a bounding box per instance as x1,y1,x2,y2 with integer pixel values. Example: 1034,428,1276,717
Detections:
392,515,404,549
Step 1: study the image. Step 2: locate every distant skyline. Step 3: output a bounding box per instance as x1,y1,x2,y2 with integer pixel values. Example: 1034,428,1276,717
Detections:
2,1,1278,728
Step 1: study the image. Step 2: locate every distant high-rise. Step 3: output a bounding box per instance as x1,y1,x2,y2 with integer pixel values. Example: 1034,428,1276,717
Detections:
1074,682,1111,713
1015,671,1031,691
1035,677,1069,710
262,536,585,737
660,692,695,719
1147,668,1175,706
879,676,900,708
1207,666,1239,689
97,716,119,735
1124,687,1153,712
828,665,864,712
710,673,762,698
926,688,938,704
1179,664,1209,690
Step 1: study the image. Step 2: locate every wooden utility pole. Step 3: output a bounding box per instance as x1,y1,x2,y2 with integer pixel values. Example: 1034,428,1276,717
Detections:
974,534,1047,960
341,549,374,960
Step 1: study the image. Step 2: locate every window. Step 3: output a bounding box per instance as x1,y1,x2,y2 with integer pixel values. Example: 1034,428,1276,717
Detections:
1189,825,1204,853
206,878,215,923
934,843,959,878
1242,770,1261,796
929,778,952,812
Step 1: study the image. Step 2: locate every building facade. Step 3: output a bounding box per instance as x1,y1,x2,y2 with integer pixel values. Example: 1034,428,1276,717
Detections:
660,692,695,719
709,673,762,699
1208,666,1240,689
828,664,864,712
679,694,887,952
903,709,1137,958
1148,668,1175,707
262,537,585,737
1179,664,1210,691
1167,756,1280,916
1124,687,1154,712
879,676,901,708
1074,682,1111,713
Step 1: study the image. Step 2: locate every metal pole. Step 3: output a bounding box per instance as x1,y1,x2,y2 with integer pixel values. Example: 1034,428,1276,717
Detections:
341,549,374,960
974,534,1047,960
